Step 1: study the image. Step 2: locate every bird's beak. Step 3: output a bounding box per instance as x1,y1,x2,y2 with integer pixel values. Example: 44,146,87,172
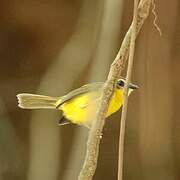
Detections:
129,83,139,90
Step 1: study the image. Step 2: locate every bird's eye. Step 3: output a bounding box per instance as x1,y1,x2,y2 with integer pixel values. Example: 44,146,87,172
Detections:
117,79,125,87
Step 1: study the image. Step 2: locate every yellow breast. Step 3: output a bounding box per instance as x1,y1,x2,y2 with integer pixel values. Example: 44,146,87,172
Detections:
60,89,124,127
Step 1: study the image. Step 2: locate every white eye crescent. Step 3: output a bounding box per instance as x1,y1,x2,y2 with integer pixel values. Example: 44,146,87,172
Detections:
117,79,125,87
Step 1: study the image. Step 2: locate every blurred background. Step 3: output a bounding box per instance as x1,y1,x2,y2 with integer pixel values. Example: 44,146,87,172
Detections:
0,0,180,179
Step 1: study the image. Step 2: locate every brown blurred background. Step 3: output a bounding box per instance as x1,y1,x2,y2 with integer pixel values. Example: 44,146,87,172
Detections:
0,0,180,180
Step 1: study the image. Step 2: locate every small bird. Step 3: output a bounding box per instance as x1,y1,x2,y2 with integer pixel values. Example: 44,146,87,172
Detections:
17,79,138,128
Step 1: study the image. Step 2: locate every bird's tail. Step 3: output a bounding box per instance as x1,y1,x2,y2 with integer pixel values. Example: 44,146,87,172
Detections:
17,93,60,109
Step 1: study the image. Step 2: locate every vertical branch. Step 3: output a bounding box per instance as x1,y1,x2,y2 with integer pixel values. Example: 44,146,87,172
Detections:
78,1,152,179
118,0,138,180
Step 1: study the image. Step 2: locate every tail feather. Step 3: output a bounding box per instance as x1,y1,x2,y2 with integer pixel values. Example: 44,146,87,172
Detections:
17,93,60,109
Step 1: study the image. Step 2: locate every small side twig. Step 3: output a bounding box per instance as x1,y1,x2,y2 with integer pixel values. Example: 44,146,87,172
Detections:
151,0,162,36
78,1,152,180
118,0,138,179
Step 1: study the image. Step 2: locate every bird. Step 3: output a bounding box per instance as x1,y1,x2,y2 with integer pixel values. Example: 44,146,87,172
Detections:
17,79,138,128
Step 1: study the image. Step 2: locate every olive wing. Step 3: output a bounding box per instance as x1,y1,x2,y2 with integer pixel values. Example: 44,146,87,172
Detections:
56,82,104,108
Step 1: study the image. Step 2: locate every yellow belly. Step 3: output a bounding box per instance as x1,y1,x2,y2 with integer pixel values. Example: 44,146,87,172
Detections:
60,89,124,127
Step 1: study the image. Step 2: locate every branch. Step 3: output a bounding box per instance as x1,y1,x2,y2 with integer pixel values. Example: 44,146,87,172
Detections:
118,0,138,179
151,0,162,36
78,0,152,179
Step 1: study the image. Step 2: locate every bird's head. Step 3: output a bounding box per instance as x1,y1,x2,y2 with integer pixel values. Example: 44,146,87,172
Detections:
116,79,139,90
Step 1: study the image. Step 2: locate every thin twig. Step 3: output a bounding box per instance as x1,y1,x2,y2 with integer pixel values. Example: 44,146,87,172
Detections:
151,0,162,36
118,0,138,179
78,1,152,180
